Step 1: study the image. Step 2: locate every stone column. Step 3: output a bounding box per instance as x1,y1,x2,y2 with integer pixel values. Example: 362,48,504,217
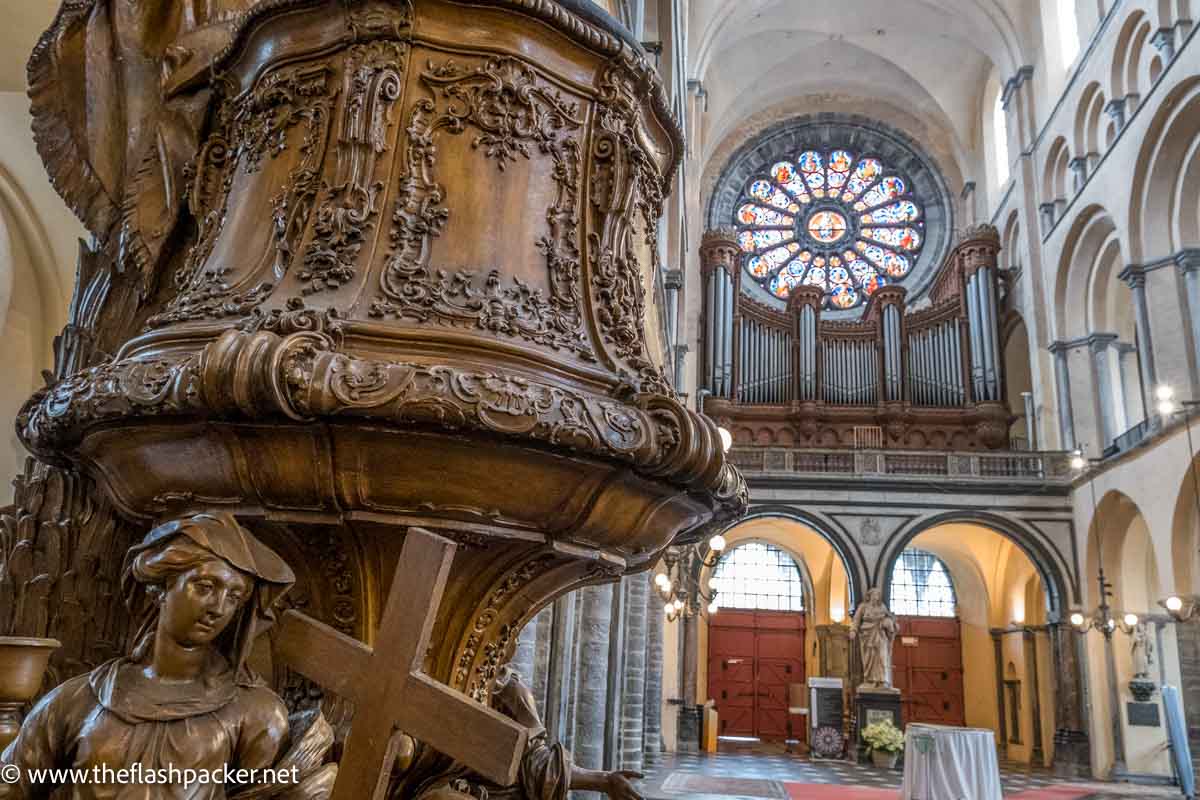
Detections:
991,631,1009,752
544,593,578,745
1179,252,1200,387
1039,202,1056,233
1120,265,1158,422
1105,98,1126,133
1049,621,1091,778
1049,341,1077,450
604,579,626,770
677,609,702,752
574,584,614,785
1022,392,1037,450
643,585,665,763
1024,629,1045,766
620,573,649,771
1069,156,1088,194
1152,26,1176,62
531,605,555,712
1088,333,1120,447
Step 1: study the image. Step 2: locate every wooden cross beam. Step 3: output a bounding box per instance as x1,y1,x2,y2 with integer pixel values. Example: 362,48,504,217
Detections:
274,527,528,799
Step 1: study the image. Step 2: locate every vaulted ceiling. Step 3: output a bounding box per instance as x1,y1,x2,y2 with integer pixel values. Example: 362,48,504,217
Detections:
690,0,1034,190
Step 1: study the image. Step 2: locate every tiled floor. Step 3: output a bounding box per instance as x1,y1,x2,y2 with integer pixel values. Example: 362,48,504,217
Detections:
637,750,1186,800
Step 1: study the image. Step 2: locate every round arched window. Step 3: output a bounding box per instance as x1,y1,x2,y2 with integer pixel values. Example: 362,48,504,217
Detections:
735,149,925,309
888,548,956,617
710,541,805,611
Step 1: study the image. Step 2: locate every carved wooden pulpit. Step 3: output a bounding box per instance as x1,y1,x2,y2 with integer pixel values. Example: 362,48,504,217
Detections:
8,0,747,792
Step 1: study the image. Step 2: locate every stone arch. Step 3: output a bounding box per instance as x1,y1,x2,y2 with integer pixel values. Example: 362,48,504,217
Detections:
1001,209,1021,272
1109,10,1150,104
1169,448,1200,596
1003,311,1034,445
1083,488,1163,611
724,506,868,608
703,536,817,616
1042,136,1070,203
1073,82,1103,158
1054,204,1119,339
875,511,1073,614
1129,75,1200,261
1086,88,1107,157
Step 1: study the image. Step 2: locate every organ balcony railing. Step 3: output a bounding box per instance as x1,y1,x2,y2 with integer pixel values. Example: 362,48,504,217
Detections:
700,224,1012,451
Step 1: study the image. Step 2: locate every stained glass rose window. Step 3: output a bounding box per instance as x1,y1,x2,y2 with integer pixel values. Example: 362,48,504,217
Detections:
735,149,925,310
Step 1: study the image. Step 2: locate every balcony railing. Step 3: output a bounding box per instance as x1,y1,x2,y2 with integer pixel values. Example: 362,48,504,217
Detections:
729,447,1074,484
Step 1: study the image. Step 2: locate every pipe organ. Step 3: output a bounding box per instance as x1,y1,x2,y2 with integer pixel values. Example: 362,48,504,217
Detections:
701,225,1011,450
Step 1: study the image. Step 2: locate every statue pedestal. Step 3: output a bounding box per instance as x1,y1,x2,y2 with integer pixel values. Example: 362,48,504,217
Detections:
855,687,902,762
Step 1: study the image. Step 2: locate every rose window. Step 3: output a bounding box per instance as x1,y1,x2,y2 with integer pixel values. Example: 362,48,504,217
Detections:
735,149,926,310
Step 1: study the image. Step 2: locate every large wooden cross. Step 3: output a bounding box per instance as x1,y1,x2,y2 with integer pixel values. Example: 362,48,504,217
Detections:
274,527,528,799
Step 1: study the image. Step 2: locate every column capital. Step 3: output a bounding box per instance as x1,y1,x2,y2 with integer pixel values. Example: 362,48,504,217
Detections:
1118,264,1146,288
1104,98,1126,127
1175,249,1200,274
1086,332,1120,352
1151,27,1175,57
1048,338,1089,355
699,227,740,277
1001,65,1034,109
786,284,825,314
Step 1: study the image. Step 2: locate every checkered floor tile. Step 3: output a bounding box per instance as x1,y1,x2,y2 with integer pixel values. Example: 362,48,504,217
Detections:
634,751,1185,799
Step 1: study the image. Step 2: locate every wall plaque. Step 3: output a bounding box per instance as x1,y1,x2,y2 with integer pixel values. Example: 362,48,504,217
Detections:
1127,702,1161,727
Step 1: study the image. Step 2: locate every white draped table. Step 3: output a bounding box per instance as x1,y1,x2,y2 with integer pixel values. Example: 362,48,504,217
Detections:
901,723,1002,800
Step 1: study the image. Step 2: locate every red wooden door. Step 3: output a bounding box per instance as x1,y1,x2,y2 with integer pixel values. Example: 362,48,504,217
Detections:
708,609,805,740
892,616,965,726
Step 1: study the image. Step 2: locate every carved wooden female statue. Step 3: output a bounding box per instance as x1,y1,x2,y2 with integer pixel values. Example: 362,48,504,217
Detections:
0,513,335,799
850,588,899,691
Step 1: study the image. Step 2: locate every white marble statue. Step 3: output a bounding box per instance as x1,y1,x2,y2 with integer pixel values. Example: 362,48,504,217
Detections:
1132,622,1154,679
850,587,899,692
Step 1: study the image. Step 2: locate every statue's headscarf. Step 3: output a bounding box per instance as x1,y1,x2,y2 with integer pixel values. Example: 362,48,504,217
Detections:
121,512,295,681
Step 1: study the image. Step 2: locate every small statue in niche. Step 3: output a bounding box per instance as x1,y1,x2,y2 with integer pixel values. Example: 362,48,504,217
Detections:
0,512,336,799
850,587,899,692
415,665,643,800
1132,621,1155,679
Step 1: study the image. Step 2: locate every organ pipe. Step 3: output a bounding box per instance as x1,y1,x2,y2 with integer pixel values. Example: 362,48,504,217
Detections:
723,274,735,398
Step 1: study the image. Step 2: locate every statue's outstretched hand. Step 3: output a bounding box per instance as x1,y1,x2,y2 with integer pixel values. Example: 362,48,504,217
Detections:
604,770,645,800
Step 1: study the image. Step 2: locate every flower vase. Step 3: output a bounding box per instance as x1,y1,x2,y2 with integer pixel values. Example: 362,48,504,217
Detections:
871,749,899,769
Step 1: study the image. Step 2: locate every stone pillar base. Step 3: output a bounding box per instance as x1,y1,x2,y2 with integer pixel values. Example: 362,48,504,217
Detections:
677,704,703,753
855,689,903,762
1052,729,1092,779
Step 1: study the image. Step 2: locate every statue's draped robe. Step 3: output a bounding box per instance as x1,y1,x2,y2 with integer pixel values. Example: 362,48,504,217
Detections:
855,604,896,688
416,668,571,800
0,656,288,799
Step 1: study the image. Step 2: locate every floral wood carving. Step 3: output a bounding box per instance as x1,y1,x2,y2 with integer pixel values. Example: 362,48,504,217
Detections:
587,55,672,395
298,41,405,295
454,554,558,702
370,56,593,358
146,63,336,328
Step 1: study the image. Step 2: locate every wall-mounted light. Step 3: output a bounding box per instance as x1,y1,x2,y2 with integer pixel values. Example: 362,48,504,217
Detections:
718,426,733,453
1157,384,1176,416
